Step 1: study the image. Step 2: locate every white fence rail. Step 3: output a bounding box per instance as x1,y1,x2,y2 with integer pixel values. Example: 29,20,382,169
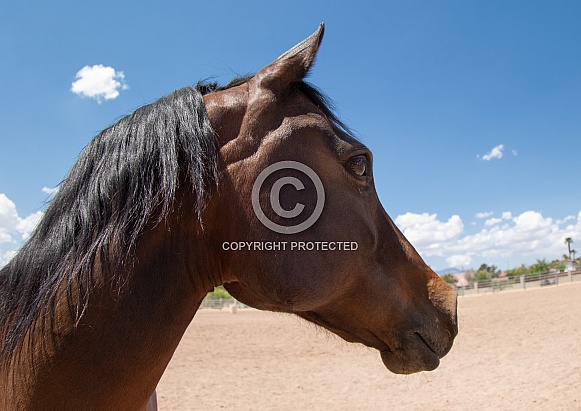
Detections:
455,269,581,296
199,298,248,311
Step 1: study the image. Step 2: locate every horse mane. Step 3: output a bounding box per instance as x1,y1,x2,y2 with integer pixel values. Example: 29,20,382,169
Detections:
0,84,220,359
0,77,348,360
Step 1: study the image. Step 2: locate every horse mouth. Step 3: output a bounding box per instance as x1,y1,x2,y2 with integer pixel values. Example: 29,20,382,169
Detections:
379,332,441,374
301,311,445,375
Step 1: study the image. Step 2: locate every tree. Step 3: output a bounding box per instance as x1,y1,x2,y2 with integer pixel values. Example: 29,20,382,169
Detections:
506,264,529,278
474,263,500,279
473,270,491,282
530,258,550,273
565,237,574,260
441,273,458,285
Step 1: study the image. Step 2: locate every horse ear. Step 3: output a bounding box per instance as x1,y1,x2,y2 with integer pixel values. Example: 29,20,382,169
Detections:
254,23,325,91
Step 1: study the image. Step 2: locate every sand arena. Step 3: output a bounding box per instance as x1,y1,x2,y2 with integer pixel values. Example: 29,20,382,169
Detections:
157,282,581,410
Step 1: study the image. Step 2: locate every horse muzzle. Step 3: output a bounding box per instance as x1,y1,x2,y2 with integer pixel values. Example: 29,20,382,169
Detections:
380,281,458,374
379,325,455,374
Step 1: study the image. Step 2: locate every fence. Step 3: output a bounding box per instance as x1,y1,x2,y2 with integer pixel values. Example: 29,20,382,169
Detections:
199,298,248,311
455,269,581,296
199,271,581,305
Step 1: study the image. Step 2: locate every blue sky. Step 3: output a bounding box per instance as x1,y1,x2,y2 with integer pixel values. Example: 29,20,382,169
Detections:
1,1,580,270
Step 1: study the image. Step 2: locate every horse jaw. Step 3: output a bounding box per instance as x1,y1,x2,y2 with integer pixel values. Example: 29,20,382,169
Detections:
223,281,289,312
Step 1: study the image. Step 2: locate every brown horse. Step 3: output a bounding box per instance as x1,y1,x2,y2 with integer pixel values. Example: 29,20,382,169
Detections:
0,25,457,410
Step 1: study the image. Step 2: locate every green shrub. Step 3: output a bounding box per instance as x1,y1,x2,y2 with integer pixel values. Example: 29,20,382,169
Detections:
206,285,233,300
441,273,458,284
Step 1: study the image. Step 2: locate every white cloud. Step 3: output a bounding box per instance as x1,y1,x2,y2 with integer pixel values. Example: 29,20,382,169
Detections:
395,209,581,270
71,64,128,103
451,214,553,261
475,211,493,219
0,193,43,267
479,144,504,161
395,212,464,251
446,254,472,268
502,211,513,220
42,186,59,196
0,194,42,242
17,211,43,240
556,215,575,225
484,217,502,227
0,194,21,243
0,250,17,267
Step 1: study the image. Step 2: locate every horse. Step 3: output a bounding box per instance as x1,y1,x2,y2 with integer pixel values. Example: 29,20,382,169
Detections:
0,24,457,410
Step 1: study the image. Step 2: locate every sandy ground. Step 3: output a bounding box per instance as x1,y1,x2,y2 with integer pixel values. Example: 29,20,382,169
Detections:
157,283,581,410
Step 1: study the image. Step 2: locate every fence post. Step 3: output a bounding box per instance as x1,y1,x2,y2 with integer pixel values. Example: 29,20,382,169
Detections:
520,275,526,290
474,281,479,294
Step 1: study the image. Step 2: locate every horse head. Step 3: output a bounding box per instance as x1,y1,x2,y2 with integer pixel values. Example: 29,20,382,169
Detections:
202,25,457,374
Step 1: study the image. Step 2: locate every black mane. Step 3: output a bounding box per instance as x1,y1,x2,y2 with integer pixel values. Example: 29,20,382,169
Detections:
0,77,348,359
0,84,219,358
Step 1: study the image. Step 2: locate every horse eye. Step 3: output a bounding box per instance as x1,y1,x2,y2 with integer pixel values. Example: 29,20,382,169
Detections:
348,156,367,177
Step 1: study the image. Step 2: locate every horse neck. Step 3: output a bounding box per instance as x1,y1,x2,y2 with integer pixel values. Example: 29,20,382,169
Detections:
5,210,217,410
